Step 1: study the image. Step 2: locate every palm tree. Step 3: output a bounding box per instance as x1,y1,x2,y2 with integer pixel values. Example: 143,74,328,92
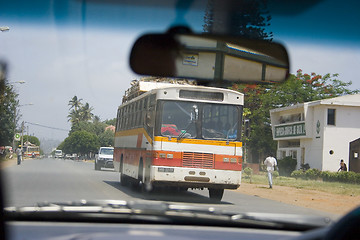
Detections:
79,102,94,122
93,115,101,123
67,109,81,125
68,96,83,112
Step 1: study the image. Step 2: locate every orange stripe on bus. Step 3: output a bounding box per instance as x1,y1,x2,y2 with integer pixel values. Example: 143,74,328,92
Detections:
115,128,153,145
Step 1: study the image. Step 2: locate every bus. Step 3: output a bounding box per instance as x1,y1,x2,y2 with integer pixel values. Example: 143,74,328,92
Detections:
22,143,40,158
114,82,244,201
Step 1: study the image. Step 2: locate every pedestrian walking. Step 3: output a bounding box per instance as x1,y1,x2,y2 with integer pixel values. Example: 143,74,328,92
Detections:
16,147,22,165
264,155,277,189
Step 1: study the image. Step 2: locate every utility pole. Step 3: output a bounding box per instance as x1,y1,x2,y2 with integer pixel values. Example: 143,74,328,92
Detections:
21,121,24,161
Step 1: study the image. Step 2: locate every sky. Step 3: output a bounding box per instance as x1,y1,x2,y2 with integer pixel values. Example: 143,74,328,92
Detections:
1,0,359,142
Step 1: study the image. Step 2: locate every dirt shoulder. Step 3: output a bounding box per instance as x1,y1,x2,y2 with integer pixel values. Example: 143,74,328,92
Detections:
234,182,360,216
0,157,18,168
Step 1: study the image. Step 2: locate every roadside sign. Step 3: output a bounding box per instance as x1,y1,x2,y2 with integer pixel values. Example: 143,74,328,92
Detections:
14,133,21,141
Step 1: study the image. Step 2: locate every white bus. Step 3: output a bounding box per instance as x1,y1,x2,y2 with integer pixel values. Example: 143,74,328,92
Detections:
114,84,244,201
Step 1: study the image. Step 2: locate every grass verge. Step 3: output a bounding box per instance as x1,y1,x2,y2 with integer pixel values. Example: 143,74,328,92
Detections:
243,173,360,197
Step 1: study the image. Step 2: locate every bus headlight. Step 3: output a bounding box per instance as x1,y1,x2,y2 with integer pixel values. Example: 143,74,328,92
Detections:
223,157,229,162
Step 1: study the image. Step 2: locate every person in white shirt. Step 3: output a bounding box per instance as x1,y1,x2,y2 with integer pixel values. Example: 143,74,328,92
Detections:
16,147,22,165
264,155,277,189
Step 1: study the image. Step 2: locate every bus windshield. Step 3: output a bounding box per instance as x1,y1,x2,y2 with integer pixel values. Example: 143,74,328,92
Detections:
160,101,240,140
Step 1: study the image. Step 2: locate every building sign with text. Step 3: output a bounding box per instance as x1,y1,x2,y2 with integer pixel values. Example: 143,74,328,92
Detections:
274,123,306,138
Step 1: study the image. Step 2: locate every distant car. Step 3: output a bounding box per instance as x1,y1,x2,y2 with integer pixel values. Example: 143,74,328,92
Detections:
64,153,77,160
71,153,77,160
95,147,114,170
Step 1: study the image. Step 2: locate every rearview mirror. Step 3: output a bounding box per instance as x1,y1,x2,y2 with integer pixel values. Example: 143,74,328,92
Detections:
130,27,289,84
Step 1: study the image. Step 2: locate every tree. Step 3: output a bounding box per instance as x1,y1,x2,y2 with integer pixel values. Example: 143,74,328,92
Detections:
203,0,273,40
67,96,94,125
104,118,116,126
0,77,19,146
63,96,114,155
67,109,82,125
93,115,101,123
79,102,94,122
61,130,99,155
69,120,107,136
233,70,359,163
68,95,82,112
98,129,114,147
68,120,114,147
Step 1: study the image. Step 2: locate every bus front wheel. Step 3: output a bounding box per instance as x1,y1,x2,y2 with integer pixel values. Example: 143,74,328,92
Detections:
208,188,224,201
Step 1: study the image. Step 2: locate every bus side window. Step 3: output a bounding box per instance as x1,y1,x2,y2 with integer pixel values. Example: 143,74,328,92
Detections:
137,100,142,127
143,97,148,127
145,95,155,134
136,100,141,127
128,104,132,129
134,101,138,128
119,108,124,130
120,108,124,130
129,103,134,129
116,109,120,131
124,105,129,129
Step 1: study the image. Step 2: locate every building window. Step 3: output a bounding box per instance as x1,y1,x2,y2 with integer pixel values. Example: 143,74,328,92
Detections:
327,109,336,125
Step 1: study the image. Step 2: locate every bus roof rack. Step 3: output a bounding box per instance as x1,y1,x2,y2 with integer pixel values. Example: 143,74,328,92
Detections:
122,77,196,103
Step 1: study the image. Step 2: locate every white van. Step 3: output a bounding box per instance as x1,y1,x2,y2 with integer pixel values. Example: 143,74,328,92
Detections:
54,149,63,158
95,147,114,170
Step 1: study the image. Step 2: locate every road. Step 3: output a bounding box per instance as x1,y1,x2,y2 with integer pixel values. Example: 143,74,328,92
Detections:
2,158,336,219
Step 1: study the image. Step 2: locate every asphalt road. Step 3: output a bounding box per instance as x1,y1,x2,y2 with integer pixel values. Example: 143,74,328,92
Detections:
2,158,336,219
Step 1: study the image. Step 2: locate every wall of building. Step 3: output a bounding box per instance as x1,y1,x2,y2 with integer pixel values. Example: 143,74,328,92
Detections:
270,97,360,172
300,105,324,170
322,105,360,171
301,138,322,170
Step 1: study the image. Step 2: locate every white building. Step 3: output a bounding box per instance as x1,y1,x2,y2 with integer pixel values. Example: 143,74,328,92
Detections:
270,94,360,172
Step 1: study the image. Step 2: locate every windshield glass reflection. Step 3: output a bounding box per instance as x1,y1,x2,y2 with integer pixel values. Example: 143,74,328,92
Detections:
161,101,197,138
160,101,239,140
202,104,238,140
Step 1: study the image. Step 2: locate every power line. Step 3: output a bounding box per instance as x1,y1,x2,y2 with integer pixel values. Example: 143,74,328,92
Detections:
25,121,69,132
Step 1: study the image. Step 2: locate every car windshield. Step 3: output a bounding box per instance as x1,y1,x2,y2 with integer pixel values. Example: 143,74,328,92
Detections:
100,148,113,155
1,0,360,230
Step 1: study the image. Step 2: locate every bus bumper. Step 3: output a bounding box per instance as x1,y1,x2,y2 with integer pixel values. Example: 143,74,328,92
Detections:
150,166,241,189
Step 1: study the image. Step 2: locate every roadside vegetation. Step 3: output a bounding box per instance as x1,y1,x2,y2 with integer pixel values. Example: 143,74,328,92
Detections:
242,167,360,197
57,95,116,157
